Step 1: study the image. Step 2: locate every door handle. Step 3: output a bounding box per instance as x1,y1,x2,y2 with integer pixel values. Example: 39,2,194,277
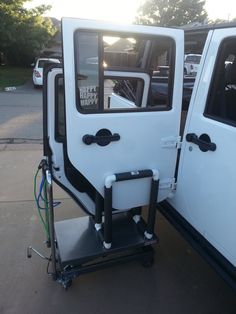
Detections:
186,133,216,152
82,128,120,146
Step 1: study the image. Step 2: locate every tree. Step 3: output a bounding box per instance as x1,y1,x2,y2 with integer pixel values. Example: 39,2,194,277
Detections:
205,16,236,26
0,0,56,65
135,0,207,27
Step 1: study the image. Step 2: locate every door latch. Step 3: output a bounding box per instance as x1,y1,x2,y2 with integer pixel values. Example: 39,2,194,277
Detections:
186,133,216,152
161,136,182,149
82,128,120,146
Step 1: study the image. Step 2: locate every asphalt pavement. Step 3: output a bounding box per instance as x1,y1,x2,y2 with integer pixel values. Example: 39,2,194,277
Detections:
0,81,43,142
0,83,236,314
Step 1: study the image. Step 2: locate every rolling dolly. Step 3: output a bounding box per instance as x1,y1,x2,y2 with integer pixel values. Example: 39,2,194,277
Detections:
28,160,159,289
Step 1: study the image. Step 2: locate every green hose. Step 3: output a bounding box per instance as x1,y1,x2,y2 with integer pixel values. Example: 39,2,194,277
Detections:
43,179,50,238
33,168,49,238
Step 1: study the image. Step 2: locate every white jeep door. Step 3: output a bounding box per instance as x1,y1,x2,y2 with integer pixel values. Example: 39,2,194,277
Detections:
62,18,184,210
171,28,236,266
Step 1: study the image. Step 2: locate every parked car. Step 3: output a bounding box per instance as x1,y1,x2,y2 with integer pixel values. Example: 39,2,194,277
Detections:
153,65,169,77
184,54,201,76
32,58,60,87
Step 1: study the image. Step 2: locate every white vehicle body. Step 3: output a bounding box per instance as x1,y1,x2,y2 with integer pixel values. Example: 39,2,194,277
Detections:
171,27,236,268
44,19,236,288
184,53,201,76
33,58,60,86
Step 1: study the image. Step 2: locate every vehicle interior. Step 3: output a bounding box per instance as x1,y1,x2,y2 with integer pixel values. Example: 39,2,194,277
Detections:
205,37,236,125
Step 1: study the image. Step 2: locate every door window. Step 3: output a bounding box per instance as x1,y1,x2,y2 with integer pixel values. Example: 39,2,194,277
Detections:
74,31,175,113
75,32,100,111
55,75,65,142
204,37,236,126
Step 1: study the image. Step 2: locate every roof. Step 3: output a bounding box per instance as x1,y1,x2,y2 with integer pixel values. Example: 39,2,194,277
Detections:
184,22,236,33
105,38,134,53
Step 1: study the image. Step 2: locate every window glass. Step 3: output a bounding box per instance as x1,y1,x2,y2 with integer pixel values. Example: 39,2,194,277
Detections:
55,76,65,142
104,78,144,109
38,60,59,68
185,55,201,64
74,31,175,112
74,32,100,110
205,38,236,125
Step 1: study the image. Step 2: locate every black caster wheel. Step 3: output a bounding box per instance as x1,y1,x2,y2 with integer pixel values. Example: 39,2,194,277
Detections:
142,257,154,268
62,279,72,290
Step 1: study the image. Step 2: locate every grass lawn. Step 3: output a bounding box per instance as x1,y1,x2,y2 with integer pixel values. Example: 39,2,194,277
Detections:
0,66,32,90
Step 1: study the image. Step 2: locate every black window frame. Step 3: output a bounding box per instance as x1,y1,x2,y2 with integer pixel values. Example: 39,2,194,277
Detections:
55,74,66,143
74,29,176,114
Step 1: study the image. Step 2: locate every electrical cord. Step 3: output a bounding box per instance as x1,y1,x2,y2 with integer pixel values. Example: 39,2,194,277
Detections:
37,175,61,209
33,163,61,239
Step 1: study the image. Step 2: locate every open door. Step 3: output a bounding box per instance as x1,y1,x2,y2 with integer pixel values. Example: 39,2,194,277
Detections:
61,18,184,211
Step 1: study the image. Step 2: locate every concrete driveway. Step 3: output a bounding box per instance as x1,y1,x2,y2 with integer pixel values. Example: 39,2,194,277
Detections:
0,83,236,313
0,81,43,142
